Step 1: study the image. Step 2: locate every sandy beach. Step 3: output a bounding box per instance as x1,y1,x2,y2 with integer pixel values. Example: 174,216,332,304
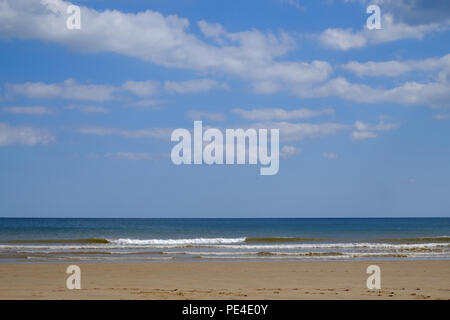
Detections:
1,261,449,300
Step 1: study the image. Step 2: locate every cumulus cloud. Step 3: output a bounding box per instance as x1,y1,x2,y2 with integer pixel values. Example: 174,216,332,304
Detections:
323,152,338,159
79,120,346,149
433,113,450,120
280,0,303,10
351,130,377,140
76,127,116,136
164,79,224,94
104,152,167,161
0,0,332,93
77,126,172,140
255,122,347,142
186,110,225,122
119,128,173,139
197,20,226,42
129,99,166,109
319,13,449,51
296,77,450,109
5,79,115,102
354,120,398,131
2,106,53,115
0,122,55,146
368,0,450,25
319,28,367,51
5,78,222,103
280,145,301,158
121,80,159,97
232,107,334,121
351,119,398,140
64,105,108,113
249,61,332,94
342,54,450,77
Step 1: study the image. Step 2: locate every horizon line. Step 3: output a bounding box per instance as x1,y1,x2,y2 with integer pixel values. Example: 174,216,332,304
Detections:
1,216,449,219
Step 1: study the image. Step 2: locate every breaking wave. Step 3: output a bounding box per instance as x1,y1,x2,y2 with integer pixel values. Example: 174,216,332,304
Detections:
109,237,246,245
2,238,110,244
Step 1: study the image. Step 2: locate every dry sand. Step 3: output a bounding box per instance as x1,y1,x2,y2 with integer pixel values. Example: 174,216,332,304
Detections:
0,261,449,299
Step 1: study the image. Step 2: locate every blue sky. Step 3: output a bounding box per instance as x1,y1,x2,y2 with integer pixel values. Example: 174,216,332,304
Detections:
0,0,449,217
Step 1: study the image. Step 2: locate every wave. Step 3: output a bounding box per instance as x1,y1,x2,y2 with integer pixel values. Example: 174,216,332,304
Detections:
206,242,450,250
3,235,447,247
1,242,448,251
244,237,323,243
110,237,246,245
378,236,450,243
0,236,328,246
1,238,110,244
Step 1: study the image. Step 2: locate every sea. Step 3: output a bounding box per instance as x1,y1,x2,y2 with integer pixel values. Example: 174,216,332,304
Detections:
0,218,449,263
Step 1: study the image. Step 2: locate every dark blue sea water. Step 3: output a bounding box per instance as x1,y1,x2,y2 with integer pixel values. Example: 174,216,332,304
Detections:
0,218,449,262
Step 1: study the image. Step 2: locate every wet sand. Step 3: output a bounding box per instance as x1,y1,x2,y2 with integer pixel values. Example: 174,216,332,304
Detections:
0,261,449,299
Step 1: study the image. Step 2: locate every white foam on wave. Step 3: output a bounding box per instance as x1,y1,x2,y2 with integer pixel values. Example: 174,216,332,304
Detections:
208,242,449,250
0,241,448,250
110,237,247,245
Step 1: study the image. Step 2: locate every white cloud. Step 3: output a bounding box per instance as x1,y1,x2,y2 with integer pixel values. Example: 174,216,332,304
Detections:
104,152,167,161
0,0,332,93
121,80,159,97
249,61,332,94
319,14,449,51
319,28,367,51
5,78,222,103
351,130,377,140
323,152,338,159
343,60,413,77
5,79,115,102
197,20,226,42
2,106,53,115
77,126,172,140
186,110,225,122
351,119,398,140
297,77,450,108
76,127,116,136
280,0,303,10
129,99,166,109
433,113,450,120
280,145,301,158
354,120,398,132
65,105,108,113
119,128,173,139
370,81,450,108
164,79,224,94
232,107,334,121
362,0,450,25
0,122,54,146
255,122,347,142
342,54,450,77
369,14,447,43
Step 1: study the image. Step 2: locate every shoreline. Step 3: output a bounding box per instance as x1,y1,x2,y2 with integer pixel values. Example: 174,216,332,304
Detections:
1,257,450,264
1,260,449,299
